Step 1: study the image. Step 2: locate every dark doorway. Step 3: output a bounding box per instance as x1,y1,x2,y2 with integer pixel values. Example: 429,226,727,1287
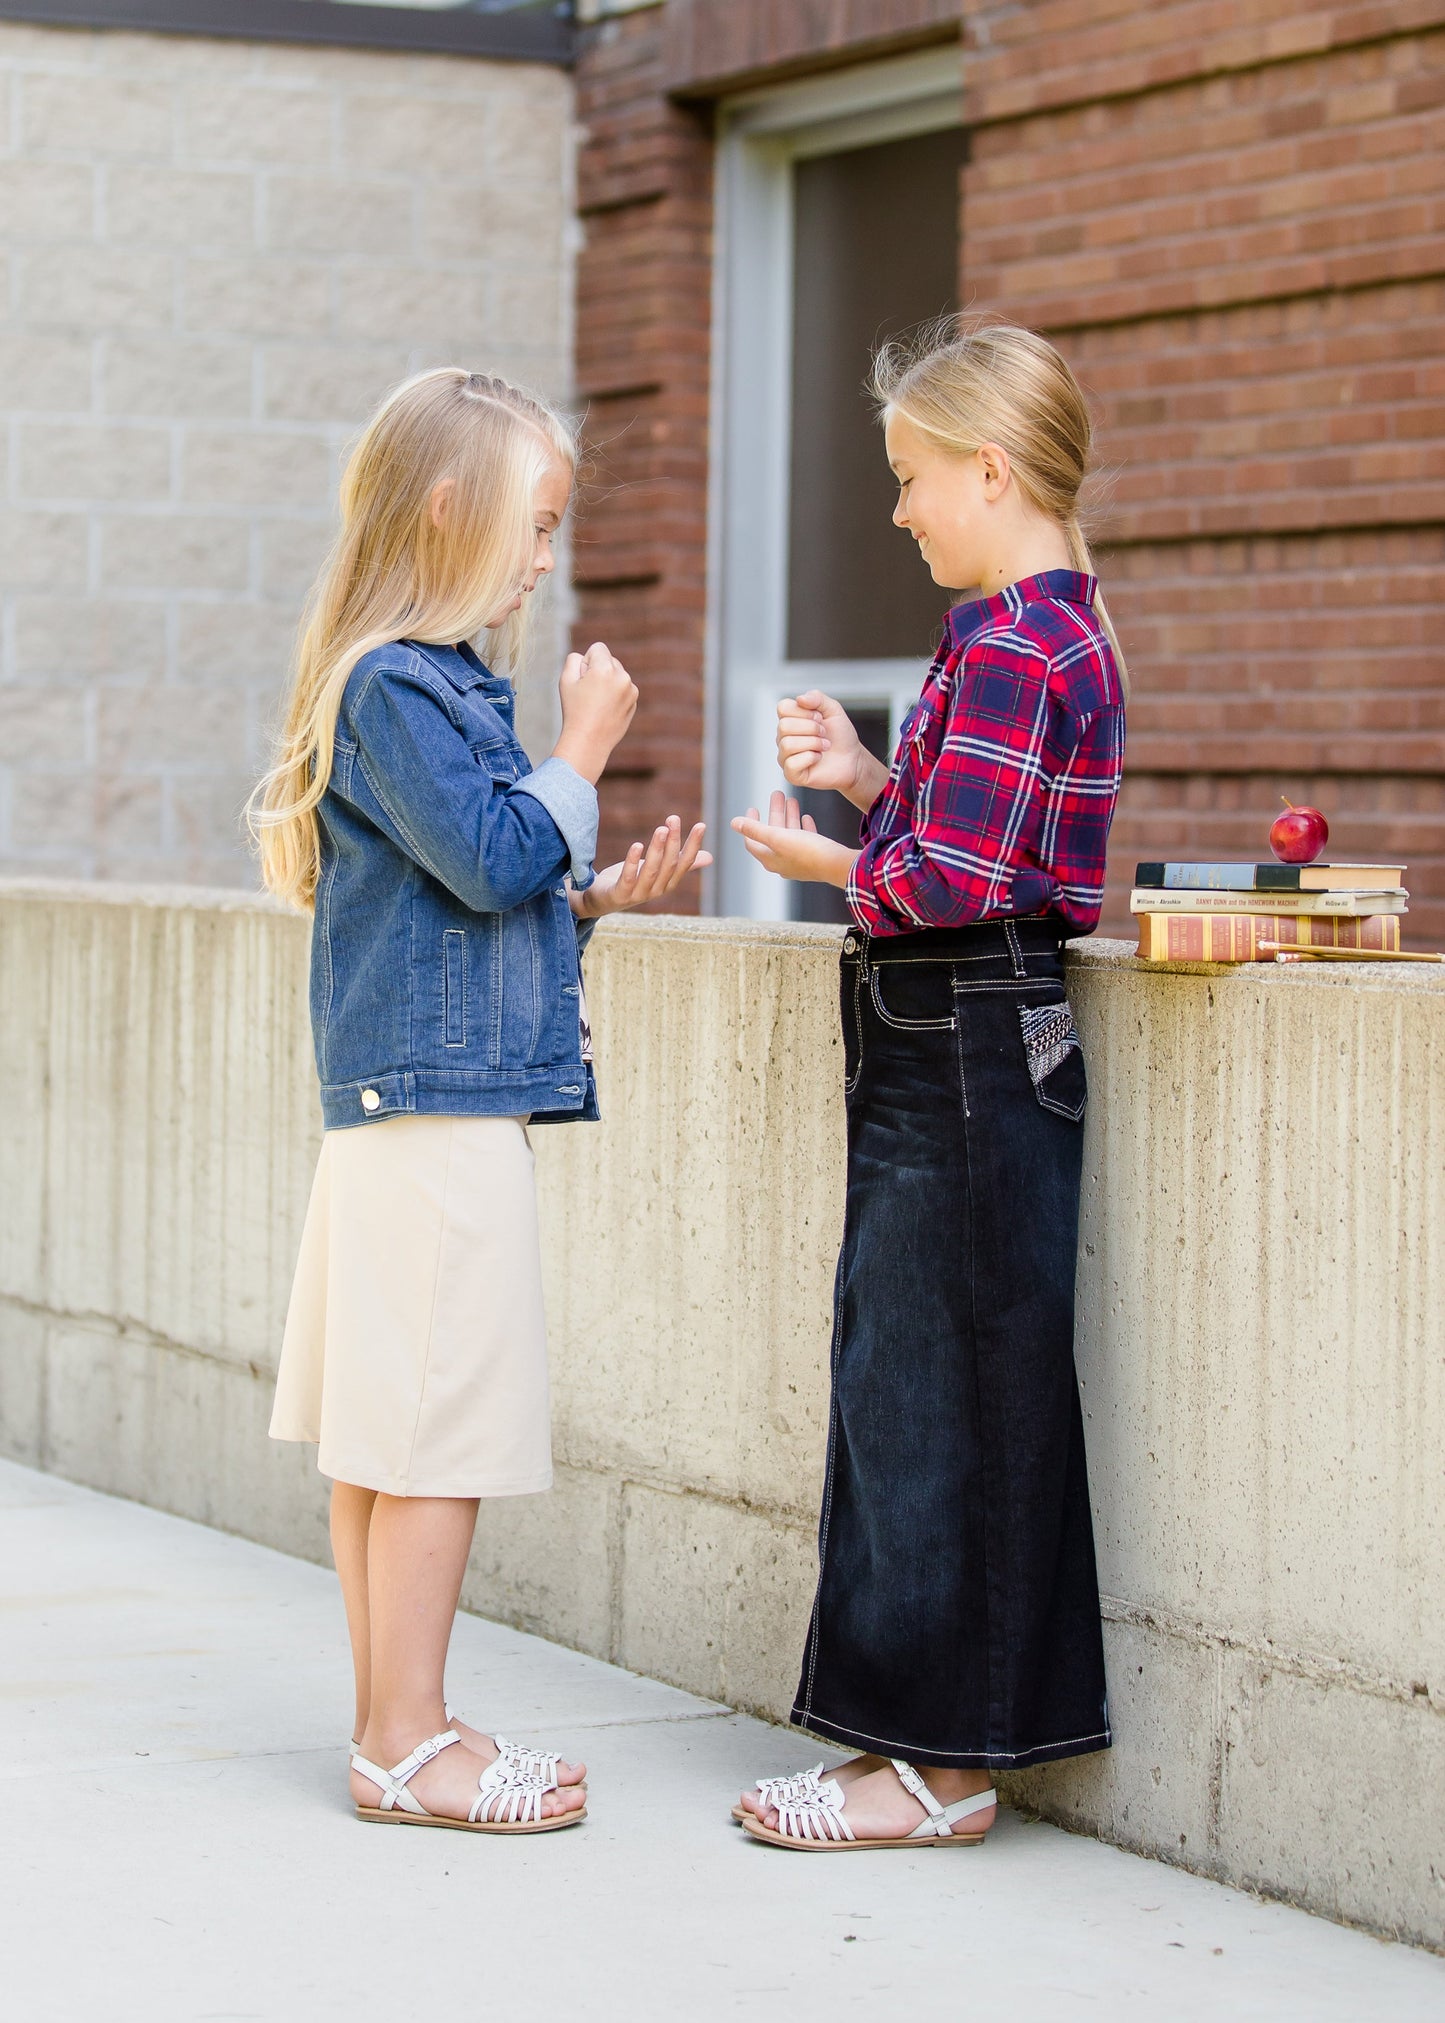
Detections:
786,125,966,664
784,121,964,926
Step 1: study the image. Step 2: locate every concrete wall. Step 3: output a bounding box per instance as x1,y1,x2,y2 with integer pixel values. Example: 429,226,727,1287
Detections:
0,21,573,886
0,881,1441,1948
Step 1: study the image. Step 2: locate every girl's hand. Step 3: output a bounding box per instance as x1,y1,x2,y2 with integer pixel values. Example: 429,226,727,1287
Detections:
553,641,639,785
731,791,858,888
572,817,712,920
776,690,889,811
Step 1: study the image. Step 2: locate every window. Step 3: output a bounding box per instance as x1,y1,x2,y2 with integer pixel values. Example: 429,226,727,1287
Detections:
787,128,965,666
713,50,964,920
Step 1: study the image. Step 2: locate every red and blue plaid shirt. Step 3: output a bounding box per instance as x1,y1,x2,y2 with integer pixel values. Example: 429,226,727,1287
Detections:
846,570,1125,937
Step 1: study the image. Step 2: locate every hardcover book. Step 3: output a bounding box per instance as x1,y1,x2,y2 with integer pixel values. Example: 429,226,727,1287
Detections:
1135,862,1406,893
1130,888,1407,917
1134,912,1402,963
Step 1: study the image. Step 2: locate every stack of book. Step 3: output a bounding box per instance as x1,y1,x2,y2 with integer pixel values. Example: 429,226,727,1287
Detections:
1132,861,1407,963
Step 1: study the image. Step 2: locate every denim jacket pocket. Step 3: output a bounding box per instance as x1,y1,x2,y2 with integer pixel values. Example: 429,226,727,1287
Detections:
1017,999,1087,1121
442,929,467,1047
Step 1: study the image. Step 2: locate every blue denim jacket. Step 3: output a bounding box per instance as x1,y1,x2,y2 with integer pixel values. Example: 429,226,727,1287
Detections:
312,638,600,1131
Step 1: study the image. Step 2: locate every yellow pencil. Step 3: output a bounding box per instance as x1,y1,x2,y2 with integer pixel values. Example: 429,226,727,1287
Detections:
1261,942,1444,964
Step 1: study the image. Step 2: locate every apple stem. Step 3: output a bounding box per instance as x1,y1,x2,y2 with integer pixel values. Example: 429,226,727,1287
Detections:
1281,796,1295,809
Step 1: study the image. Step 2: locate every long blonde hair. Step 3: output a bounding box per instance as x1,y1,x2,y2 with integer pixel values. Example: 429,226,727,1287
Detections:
871,320,1128,695
249,367,577,912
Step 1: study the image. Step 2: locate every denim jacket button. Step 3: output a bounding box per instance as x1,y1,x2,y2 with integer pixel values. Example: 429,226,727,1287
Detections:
360,1087,381,1113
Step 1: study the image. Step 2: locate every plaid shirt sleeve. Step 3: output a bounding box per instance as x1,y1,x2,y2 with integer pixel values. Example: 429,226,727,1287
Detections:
846,618,1121,935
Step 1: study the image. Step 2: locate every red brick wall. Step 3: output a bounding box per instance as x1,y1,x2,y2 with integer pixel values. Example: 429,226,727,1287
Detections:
962,0,1445,939
663,0,960,94
576,0,1445,940
572,9,713,884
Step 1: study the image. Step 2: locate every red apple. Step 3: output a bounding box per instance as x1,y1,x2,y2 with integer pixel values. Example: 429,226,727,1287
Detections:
1270,798,1329,865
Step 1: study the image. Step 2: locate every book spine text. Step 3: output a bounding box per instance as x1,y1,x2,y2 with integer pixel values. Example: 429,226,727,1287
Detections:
1135,914,1402,962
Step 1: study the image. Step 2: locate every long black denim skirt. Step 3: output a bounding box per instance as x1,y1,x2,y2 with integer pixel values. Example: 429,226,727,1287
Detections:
791,917,1111,1770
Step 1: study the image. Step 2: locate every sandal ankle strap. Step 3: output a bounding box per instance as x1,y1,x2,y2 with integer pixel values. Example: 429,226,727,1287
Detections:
892,1759,996,1838
351,1728,462,1815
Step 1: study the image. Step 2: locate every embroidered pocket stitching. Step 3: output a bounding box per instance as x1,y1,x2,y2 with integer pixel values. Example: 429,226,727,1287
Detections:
1019,1001,1079,1085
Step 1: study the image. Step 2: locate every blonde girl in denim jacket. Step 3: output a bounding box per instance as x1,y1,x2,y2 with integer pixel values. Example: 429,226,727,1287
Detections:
254,370,708,1834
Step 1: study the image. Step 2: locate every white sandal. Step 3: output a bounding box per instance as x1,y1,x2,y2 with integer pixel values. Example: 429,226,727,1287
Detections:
446,1702,571,1788
730,1762,827,1823
740,1757,994,1852
350,1712,581,1793
351,1728,585,1835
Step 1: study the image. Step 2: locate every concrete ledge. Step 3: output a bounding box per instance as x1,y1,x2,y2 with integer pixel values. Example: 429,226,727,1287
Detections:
0,881,1441,1947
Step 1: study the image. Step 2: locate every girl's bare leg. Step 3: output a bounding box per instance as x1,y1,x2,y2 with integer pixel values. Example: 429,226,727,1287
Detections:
351,1492,584,1821
330,1481,377,1744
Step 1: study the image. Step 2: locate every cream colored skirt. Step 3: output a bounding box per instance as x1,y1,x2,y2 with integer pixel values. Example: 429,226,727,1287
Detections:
269,1114,552,1498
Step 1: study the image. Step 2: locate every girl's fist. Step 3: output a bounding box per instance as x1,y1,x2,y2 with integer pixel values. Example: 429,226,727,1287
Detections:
556,641,638,781
776,689,863,794
777,689,891,811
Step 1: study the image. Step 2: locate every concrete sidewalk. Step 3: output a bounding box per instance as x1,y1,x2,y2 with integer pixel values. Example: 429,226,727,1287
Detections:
3,1460,1440,2022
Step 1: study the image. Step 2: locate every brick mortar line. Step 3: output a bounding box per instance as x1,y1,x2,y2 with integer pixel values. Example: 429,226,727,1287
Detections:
1116,764,1445,778
1098,517,1445,551
970,146,1445,203
1004,264,1445,338
970,135,1445,210
576,189,668,221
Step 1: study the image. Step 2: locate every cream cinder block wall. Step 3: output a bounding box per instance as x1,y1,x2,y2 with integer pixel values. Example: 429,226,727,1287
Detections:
0,885,1441,1949
0,22,574,887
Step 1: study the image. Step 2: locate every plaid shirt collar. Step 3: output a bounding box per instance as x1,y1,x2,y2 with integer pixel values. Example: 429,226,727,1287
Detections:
942,570,1098,658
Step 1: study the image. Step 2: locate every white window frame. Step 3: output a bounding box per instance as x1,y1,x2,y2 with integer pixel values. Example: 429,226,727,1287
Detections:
706,46,964,918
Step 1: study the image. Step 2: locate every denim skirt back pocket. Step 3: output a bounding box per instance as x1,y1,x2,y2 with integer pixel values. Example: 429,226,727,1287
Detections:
1018,998,1088,1121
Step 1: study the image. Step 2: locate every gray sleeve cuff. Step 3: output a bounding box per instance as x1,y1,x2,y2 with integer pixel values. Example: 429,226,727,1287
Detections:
513,756,598,890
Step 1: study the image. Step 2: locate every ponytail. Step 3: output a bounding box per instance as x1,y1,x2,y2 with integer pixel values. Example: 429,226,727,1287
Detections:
1065,515,1130,701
